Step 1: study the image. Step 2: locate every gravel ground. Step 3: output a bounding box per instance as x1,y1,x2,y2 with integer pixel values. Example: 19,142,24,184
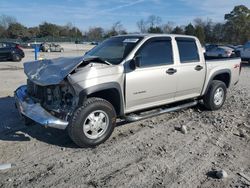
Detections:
0,49,250,188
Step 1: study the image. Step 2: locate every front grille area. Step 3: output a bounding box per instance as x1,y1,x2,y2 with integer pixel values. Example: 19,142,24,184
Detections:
26,79,76,120
27,79,46,101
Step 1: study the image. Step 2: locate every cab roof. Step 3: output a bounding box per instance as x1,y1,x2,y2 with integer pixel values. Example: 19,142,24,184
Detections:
113,33,198,40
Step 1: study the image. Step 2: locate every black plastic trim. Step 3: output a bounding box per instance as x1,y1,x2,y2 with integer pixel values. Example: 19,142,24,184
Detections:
78,82,124,116
204,69,231,95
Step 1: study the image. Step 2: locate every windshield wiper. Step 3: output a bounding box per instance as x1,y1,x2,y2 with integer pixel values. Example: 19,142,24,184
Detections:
83,56,111,65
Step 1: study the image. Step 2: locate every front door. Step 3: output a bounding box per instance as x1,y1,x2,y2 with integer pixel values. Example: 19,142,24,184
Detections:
125,38,178,113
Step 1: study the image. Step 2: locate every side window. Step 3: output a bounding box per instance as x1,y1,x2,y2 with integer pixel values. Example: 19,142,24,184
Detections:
176,39,200,63
138,40,173,67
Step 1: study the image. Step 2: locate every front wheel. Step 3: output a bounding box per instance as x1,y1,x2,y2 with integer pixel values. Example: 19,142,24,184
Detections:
68,98,116,148
203,80,227,110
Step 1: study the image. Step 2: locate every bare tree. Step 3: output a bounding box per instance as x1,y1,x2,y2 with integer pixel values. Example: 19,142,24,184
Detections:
136,19,147,33
87,27,104,41
147,15,162,28
162,21,174,33
0,14,17,29
194,18,205,27
111,21,126,34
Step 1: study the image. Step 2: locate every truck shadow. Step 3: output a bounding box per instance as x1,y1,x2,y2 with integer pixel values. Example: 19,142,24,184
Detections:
0,96,78,148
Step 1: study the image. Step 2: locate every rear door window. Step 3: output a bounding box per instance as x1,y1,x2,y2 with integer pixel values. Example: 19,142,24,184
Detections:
176,38,200,63
137,39,173,67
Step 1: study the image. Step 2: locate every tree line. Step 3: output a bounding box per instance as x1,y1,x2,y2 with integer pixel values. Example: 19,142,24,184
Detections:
0,5,249,44
0,17,83,41
135,5,250,45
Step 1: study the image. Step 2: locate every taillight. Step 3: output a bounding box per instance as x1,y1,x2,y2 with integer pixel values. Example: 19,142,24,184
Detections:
16,44,22,50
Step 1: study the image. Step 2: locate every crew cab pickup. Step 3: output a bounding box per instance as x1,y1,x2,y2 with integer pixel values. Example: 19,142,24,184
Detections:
14,34,241,147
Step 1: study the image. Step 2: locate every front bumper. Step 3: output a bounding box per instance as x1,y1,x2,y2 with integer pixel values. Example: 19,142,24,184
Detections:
14,85,68,130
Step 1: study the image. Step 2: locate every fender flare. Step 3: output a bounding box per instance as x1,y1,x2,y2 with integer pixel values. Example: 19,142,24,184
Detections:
78,82,124,116
203,69,231,95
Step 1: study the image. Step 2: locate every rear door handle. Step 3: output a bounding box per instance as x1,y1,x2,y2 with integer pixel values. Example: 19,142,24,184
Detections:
166,68,177,75
194,65,203,71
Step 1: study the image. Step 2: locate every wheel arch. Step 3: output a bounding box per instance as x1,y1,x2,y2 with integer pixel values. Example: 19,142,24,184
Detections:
78,82,124,117
204,69,231,95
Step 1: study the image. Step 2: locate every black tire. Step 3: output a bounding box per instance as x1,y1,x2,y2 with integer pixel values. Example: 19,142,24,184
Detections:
203,80,227,110
68,97,116,148
12,54,21,62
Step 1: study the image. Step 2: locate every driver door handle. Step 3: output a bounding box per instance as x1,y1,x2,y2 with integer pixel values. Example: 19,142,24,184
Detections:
194,65,203,71
166,68,177,75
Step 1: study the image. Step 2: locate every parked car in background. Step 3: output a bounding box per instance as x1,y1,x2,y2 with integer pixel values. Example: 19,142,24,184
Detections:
232,45,244,57
40,42,64,52
90,41,99,45
241,41,250,62
0,42,25,62
205,44,218,51
205,46,235,58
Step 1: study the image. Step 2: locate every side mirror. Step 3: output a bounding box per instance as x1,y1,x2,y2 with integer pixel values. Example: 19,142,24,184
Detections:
129,56,141,70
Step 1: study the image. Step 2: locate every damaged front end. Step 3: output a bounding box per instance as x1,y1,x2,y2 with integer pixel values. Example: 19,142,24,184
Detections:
26,79,77,121
14,57,84,129
14,55,121,129
15,85,70,129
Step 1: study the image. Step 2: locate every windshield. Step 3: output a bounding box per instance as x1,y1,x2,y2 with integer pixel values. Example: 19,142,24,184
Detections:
86,36,143,65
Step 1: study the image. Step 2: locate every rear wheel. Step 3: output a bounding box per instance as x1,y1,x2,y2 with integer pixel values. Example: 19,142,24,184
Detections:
12,54,21,62
203,80,227,110
68,97,116,148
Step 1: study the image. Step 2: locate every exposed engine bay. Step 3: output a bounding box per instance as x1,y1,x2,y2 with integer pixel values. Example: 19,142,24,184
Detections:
26,79,78,120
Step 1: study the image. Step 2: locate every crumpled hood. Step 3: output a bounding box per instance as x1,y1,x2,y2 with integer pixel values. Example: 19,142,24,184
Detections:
24,56,84,86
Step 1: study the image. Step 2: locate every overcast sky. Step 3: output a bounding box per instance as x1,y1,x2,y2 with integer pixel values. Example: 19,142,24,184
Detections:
0,0,249,32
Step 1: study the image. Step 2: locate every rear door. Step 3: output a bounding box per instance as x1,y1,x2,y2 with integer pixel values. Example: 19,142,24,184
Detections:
125,37,178,113
174,37,206,101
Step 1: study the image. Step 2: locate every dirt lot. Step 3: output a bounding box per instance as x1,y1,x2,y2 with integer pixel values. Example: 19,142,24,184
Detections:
0,47,250,188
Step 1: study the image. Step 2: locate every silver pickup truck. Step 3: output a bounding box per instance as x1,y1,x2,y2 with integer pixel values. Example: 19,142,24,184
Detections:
15,34,241,147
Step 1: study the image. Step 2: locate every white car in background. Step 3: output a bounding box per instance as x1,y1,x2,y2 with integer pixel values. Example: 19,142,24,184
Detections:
241,41,250,62
205,46,235,58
